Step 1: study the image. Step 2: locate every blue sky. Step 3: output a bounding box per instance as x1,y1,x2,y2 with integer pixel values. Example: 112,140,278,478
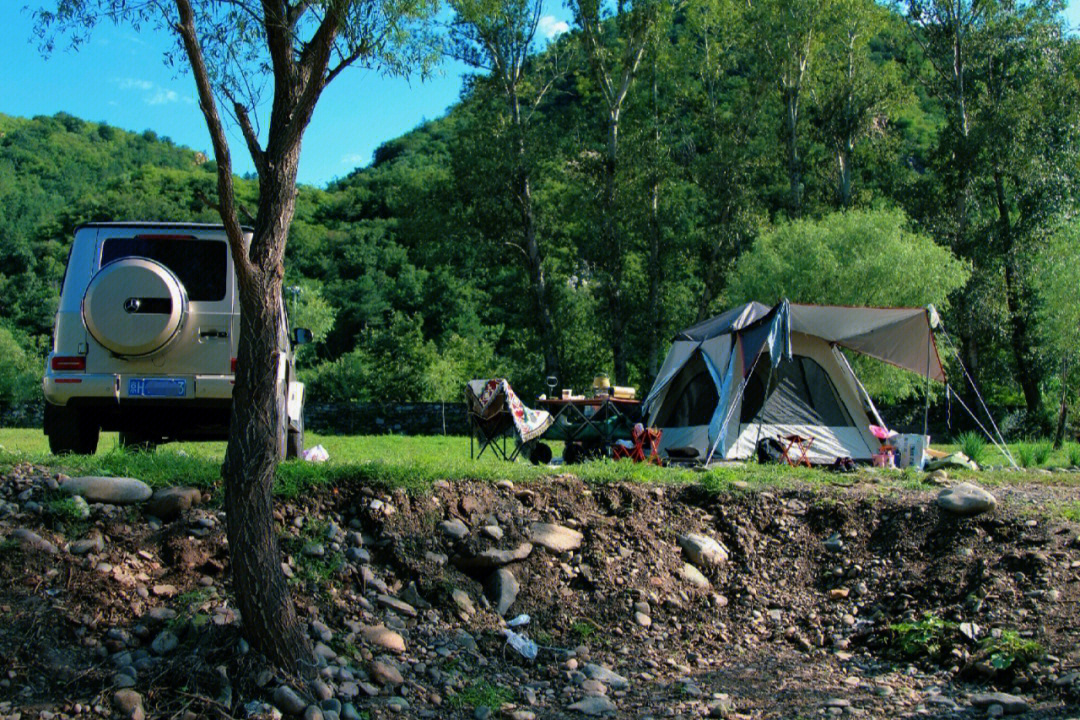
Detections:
0,3,1075,188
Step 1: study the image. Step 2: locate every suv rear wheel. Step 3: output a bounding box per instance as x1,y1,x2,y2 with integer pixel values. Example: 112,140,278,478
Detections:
46,404,100,455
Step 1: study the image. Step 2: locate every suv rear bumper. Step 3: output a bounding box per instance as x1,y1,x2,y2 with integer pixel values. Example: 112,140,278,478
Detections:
43,373,235,440
44,373,235,404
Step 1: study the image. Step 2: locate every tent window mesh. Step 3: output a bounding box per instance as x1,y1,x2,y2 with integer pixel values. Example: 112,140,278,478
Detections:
739,355,853,426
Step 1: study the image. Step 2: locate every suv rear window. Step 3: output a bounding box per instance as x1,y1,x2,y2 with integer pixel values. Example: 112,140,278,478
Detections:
101,237,228,302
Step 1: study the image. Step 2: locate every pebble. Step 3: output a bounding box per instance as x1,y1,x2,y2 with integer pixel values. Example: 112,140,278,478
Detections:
679,563,710,588
273,685,308,715
971,692,1029,715
567,695,616,715
361,625,406,653
438,518,470,541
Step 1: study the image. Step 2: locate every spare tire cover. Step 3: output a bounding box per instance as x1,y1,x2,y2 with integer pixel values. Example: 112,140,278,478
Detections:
83,258,186,356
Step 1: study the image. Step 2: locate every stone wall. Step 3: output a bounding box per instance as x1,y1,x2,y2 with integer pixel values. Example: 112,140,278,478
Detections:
304,402,468,436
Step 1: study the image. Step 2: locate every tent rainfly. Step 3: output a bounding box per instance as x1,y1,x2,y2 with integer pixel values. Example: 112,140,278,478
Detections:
641,299,946,464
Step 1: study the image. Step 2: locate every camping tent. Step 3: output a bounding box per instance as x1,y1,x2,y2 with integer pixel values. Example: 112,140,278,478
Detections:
642,300,945,464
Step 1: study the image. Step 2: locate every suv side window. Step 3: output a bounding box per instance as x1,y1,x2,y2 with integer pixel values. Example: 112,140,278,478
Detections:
100,237,228,302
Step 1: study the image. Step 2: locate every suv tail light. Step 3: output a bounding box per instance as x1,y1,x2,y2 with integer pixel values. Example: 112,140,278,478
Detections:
230,357,238,373
52,356,86,371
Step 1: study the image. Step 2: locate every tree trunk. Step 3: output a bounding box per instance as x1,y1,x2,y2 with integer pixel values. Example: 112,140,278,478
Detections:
510,92,560,382
1054,355,1069,449
646,64,662,379
223,269,313,677
785,90,802,215
221,135,313,673
604,112,627,383
836,140,852,208
995,170,1041,414
521,174,560,381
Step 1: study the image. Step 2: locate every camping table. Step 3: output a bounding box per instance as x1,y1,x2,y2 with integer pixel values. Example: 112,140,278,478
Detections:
537,396,641,460
779,434,814,467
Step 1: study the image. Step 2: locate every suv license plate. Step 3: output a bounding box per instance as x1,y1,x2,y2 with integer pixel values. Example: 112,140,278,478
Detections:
128,378,187,398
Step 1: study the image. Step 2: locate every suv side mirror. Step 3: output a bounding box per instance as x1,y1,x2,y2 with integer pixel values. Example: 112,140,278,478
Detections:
292,328,313,346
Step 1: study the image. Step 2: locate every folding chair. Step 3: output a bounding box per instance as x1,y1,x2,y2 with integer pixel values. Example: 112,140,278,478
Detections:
612,425,664,465
465,380,523,461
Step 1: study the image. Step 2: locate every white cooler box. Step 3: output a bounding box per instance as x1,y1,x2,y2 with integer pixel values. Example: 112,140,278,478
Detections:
893,434,930,470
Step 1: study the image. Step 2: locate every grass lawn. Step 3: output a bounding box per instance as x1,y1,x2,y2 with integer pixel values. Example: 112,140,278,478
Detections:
0,427,1076,501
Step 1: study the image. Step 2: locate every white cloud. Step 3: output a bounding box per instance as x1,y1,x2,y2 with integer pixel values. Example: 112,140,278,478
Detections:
340,153,366,166
147,89,180,105
118,78,154,91
537,15,570,40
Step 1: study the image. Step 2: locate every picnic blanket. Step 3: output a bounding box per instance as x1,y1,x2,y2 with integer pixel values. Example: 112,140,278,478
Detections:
476,378,553,443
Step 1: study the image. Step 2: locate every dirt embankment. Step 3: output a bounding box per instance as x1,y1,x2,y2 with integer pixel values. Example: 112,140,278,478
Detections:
1,463,1079,719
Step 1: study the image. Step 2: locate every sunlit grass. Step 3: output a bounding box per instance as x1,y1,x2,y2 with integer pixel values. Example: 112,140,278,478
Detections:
0,428,1075,501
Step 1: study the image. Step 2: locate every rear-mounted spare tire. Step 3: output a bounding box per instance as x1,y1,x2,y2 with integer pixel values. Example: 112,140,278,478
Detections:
82,257,187,356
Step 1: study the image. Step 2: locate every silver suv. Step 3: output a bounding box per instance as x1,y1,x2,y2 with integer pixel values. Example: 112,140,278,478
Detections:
43,222,308,456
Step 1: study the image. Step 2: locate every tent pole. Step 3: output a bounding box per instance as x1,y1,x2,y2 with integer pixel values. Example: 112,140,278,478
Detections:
704,351,762,465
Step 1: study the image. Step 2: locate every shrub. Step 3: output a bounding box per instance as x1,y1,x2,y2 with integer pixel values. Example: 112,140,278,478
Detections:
889,613,956,661
1067,443,1080,468
979,630,1044,670
956,431,987,467
1031,440,1054,466
1015,443,1036,468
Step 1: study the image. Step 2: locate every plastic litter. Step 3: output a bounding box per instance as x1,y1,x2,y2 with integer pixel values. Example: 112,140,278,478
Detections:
501,629,538,660
302,444,330,462
506,614,530,627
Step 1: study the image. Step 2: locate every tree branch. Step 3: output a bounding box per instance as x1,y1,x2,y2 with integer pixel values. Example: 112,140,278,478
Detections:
174,0,256,286
228,95,268,176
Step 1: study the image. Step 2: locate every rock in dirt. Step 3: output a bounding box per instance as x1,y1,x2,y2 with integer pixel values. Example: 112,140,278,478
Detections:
69,531,104,555
361,625,406,653
452,588,476,617
583,663,629,690
679,562,710,588
455,542,533,571
678,533,729,567
62,476,152,505
568,695,616,715
971,692,1029,715
486,568,520,615
151,630,179,655
145,487,201,521
113,689,145,720
376,594,417,617
528,522,583,552
273,685,308,715
439,518,470,541
371,659,404,686
12,528,58,554
937,483,997,516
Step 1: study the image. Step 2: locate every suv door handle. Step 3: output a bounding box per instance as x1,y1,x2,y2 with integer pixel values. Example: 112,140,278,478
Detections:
199,329,228,339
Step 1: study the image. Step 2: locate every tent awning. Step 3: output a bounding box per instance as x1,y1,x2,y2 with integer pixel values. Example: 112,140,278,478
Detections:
787,303,945,382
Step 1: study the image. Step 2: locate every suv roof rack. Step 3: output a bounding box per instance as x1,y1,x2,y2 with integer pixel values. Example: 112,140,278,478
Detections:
76,221,255,232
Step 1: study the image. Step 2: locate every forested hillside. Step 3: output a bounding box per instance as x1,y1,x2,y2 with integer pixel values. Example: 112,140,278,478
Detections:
2,0,1079,438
